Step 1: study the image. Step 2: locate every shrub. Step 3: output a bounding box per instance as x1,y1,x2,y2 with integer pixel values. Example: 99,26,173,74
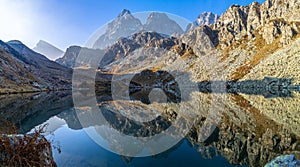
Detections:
0,121,56,167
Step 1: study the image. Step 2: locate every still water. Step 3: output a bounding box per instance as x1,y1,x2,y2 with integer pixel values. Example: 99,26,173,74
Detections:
0,89,299,167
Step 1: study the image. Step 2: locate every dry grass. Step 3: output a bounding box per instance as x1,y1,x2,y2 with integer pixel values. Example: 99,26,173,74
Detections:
0,121,56,167
230,33,281,80
151,66,162,72
219,35,248,63
220,46,231,62
172,44,195,59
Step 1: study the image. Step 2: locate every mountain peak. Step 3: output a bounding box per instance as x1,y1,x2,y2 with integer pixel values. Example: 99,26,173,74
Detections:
147,12,169,20
36,40,49,45
118,9,131,17
7,40,24,45
144,12,184,35
33,40,64,60
195,12,219,26
186,11,219,32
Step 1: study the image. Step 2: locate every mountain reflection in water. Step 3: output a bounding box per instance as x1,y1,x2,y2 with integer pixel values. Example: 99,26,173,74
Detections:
0,78,299,167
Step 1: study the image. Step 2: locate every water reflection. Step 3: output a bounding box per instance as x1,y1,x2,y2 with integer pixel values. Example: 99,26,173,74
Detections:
0,81,299,166
0,91,73,133
94,71,300,104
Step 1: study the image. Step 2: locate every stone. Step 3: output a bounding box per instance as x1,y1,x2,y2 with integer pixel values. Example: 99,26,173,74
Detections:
264,154,300,167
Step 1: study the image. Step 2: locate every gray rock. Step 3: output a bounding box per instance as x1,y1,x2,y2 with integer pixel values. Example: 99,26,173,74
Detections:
182,25,218,56
265,154,300,167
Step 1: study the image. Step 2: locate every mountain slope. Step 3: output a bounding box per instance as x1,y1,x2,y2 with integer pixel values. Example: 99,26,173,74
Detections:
0,40,72,93
0,41,39,93
180,0,300,82
33,40,64,60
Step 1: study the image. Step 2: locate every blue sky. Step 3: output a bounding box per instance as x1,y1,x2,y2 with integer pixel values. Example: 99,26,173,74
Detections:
0,0,264,56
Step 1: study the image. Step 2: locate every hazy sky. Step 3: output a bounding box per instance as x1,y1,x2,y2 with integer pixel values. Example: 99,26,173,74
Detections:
0,0,264,52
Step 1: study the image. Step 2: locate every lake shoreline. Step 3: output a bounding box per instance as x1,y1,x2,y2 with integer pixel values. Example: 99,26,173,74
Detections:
0,88,72,95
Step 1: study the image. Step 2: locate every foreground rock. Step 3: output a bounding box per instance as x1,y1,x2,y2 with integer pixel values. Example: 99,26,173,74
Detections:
265,154,300,167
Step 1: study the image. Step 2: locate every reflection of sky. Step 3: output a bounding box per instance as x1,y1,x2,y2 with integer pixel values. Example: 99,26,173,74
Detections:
30,116,66,136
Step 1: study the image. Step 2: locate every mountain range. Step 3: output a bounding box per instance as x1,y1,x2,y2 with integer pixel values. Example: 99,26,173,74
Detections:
91,9,186,50
55,10,219,69
1,0,299,97
56,0,300,85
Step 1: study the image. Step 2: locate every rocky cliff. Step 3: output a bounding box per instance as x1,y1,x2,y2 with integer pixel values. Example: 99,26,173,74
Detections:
181,0,300,83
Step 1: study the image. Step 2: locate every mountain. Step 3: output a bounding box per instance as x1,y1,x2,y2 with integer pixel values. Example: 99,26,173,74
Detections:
55,46,104,68
92,9,143,49
174,2,300,165
92,9,184,49
143,12,184,35
58,0,300,82
55,46,81,68
59,9,187,70
56,31,181,70
0,40,72,93
195,12,219,26
0,41,39,93
33,40,64,60
186,12,220,32
88,1,300,165
98,31,181,73
92,2,299,164
214,0,300,81
2,1,299,165
180,0,300,81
